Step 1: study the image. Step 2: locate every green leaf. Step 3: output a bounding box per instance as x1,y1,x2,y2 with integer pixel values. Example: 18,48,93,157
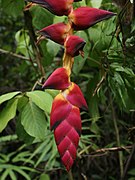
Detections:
1,169,10,180
91,0,102,8
86,75,100,122
15,30,32,57
30,6,54,29
1,0,25,17
73,55,86,75
40,174,50,180
40,41,54,66
12,166,31,180
0,135,17,143
0,92,20,105
128,168,135,176
0,98,18,132
45,89,59,98
17,96,29,112
26,90,53,113
46,41,60,58
25,134,51,164
16,116,34,144
35,139,53,167
9,170,17,180
21,101,47,140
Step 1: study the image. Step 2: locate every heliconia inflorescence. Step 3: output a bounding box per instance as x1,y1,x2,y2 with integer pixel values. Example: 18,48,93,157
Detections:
25,0,115,171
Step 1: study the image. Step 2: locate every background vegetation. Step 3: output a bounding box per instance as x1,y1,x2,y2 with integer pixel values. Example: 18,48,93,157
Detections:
0,0,135,179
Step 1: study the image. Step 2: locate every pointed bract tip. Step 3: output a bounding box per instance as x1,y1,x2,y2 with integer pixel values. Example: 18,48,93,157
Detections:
63,82,88,110
25,0,73,16
69,7,116,30
65,35,86,57
38,23,70,45
42,67,71,90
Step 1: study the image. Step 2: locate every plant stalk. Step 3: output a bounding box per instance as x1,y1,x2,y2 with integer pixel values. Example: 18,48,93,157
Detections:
111,98,124,178
68,170,74,180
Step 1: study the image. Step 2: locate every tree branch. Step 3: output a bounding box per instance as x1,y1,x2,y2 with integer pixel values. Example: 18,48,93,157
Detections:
81,145,132,157
0,48,29,61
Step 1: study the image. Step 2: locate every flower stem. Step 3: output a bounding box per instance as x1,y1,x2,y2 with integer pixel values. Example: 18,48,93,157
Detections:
68,169,74,180
63,52,74,76
110,97,123,178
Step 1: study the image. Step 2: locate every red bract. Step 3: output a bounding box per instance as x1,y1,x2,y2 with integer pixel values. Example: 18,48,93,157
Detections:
26,0,73,16
63,82,88,110
54,105,81,171
64,35,86,57
42,67,71,90
50,93,72,130
38,23,70,45
69,7,116,30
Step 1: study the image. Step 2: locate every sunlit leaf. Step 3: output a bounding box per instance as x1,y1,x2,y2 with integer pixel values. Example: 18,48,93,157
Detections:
26,90,53,113
21,101,47,139
0,98,18,132
0,92,20,105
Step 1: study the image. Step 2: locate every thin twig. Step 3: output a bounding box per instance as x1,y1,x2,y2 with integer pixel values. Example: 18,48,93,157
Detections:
121,143,135,180
81,145,132,157
0,48,29,61
111,98,124,178
31,77,44,91
93,71,107,96
23,10,46,77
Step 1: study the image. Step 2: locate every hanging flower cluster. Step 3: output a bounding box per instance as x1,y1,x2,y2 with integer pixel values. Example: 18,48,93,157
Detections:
26,0,115,171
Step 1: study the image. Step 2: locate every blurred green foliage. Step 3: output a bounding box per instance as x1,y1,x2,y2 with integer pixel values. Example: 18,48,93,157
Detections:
0,0,135,179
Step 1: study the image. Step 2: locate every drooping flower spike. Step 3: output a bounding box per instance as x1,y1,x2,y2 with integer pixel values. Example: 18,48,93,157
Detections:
31,0,116,171
25,0,73,16
69,7,116,30
51,92,81,171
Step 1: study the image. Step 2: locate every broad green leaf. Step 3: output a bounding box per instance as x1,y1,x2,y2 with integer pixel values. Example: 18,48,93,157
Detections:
26,91,53,113
53,16,66,24
0,98,18,132
17,96,29,112
16,115,34,144
73,55,86,75
0,92,20,105
91,0,102,8
40,41,54,66
30,6,53,29
1,0,25,17
40,174,50,180
15,30,33,57
46,41,60,58
45,89,59,98
21,101,47,139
